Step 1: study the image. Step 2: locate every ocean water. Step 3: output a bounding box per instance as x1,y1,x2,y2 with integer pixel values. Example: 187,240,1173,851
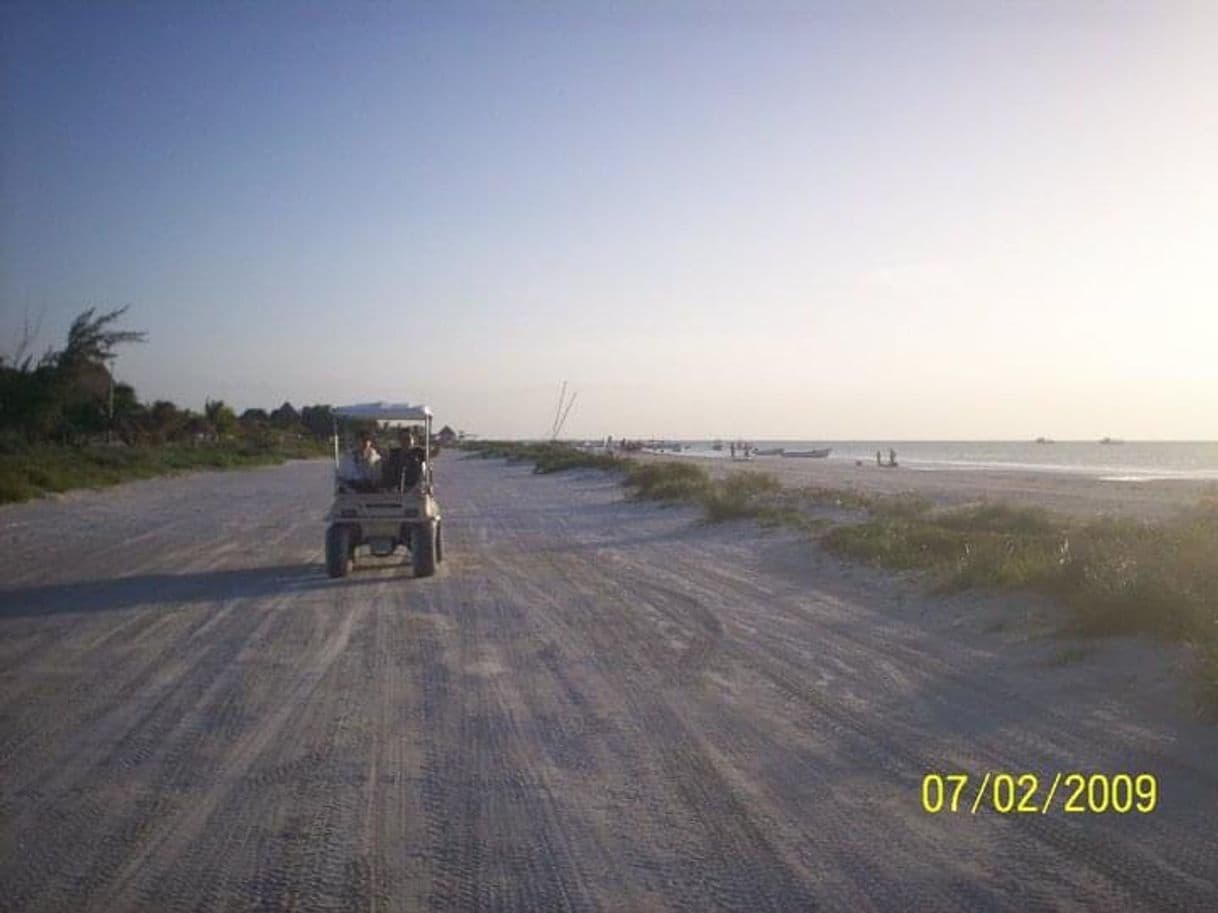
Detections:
670,441,1218,482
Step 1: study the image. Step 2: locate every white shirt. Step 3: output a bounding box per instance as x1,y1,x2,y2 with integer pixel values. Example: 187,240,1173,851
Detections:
338,447,382,483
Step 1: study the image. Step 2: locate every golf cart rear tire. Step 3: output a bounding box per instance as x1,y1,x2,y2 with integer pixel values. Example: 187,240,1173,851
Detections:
326,524,352,578
413,521,437,578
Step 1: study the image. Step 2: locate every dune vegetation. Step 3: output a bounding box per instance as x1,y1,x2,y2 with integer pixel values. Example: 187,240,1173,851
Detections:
465,441,1218,710
1,307,336,504
0,436,328,505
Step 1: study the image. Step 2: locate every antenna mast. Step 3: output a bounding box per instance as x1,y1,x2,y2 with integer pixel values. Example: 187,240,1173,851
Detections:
546,381,577,440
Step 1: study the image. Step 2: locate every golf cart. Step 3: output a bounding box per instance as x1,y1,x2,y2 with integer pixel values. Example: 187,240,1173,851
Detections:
324,402,443,578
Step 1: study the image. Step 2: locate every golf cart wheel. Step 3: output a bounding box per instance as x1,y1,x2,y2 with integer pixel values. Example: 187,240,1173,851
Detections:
435,520,443,562
325,524,352,578
413,521,437,578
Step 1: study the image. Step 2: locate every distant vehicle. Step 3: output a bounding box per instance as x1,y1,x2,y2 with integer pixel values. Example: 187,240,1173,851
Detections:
783,448,831,458
325,402,443,579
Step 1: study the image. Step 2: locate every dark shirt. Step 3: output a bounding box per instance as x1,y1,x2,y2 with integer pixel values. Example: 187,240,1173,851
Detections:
382,447,425,490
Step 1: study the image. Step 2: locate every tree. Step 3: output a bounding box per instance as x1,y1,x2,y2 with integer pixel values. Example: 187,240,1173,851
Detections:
54,306,147,375
148,400,182,435
184,412,214,441
205,399,238,437
269,401,299,429
299,404,334,439
240,407,269,425
1,306,146,441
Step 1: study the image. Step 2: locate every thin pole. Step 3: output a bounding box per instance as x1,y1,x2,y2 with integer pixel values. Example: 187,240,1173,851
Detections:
550,380,567,438
554,391,578,439
107,355,115,444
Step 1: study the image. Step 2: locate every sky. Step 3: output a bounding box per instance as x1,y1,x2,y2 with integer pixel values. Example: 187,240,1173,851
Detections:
2,1,1216,439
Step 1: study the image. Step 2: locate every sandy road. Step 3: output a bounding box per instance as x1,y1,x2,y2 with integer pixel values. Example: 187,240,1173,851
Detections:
1,455,1216,912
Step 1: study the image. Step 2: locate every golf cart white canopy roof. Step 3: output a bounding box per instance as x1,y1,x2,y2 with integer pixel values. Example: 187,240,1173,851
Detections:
332,402,432,421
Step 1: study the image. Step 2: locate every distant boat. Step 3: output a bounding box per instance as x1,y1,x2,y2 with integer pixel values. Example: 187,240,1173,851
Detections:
1035,437,1055,444
783,448,831,458
1099,437,1124,445
643,440,682,452
711,440,724,451
754,447,785,456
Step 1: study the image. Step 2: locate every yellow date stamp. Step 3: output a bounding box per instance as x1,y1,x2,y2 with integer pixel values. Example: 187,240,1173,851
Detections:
920,772,1158,815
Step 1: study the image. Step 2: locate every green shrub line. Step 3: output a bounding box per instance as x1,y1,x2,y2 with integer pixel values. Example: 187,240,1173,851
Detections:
466,442,1218,711
0,439,330,504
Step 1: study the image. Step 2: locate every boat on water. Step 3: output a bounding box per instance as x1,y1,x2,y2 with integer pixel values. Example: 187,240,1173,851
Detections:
1035,437,1055,444
1099,437,1125,445
642,440,682,452
783,448,831,458
711,440,724,451
753,447,785,456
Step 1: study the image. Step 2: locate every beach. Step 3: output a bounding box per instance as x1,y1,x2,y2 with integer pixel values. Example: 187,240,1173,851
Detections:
1,453,1215,911
634,450,1217,521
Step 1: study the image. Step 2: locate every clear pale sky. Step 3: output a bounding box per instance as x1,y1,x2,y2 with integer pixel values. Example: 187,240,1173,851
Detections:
2,2,1215,439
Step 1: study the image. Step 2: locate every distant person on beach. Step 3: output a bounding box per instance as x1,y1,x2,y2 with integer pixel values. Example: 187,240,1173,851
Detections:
730,442,736,459
888,448,898,467
876,450,882,466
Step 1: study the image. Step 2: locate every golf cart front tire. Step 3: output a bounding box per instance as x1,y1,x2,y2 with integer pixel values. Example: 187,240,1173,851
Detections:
326,524,352,578
413,520,437,578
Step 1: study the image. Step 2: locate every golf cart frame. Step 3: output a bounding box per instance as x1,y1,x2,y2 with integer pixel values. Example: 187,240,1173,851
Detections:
324,402,443,578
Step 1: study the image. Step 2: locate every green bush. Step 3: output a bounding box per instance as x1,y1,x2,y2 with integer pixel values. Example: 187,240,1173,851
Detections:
0,431,30,456
0,441,328,504
700,471,782,522
793,485,875,512
1053,512,1218,643
0,470,38,502
934,503,1057,536
824,519,970,569
623,461,712,502
822,499,1218,705
870,492,933,520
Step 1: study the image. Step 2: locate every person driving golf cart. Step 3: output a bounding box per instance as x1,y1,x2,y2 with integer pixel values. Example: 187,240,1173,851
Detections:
326,402,442,579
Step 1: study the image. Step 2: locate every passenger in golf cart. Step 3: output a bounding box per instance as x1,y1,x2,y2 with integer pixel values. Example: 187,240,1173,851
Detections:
381,427,427,492
337,430,383,492
326,402,443,579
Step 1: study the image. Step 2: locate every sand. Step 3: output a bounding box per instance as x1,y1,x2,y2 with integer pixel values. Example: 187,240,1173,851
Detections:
1,454,1215,911
634,450,1217,520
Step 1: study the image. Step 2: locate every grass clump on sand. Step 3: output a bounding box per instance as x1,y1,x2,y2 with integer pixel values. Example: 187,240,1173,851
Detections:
701,471,783,521
624,463,798,525
623,461,713,503
825,498,1218,710
824,503,1064,587
0,439,329,505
